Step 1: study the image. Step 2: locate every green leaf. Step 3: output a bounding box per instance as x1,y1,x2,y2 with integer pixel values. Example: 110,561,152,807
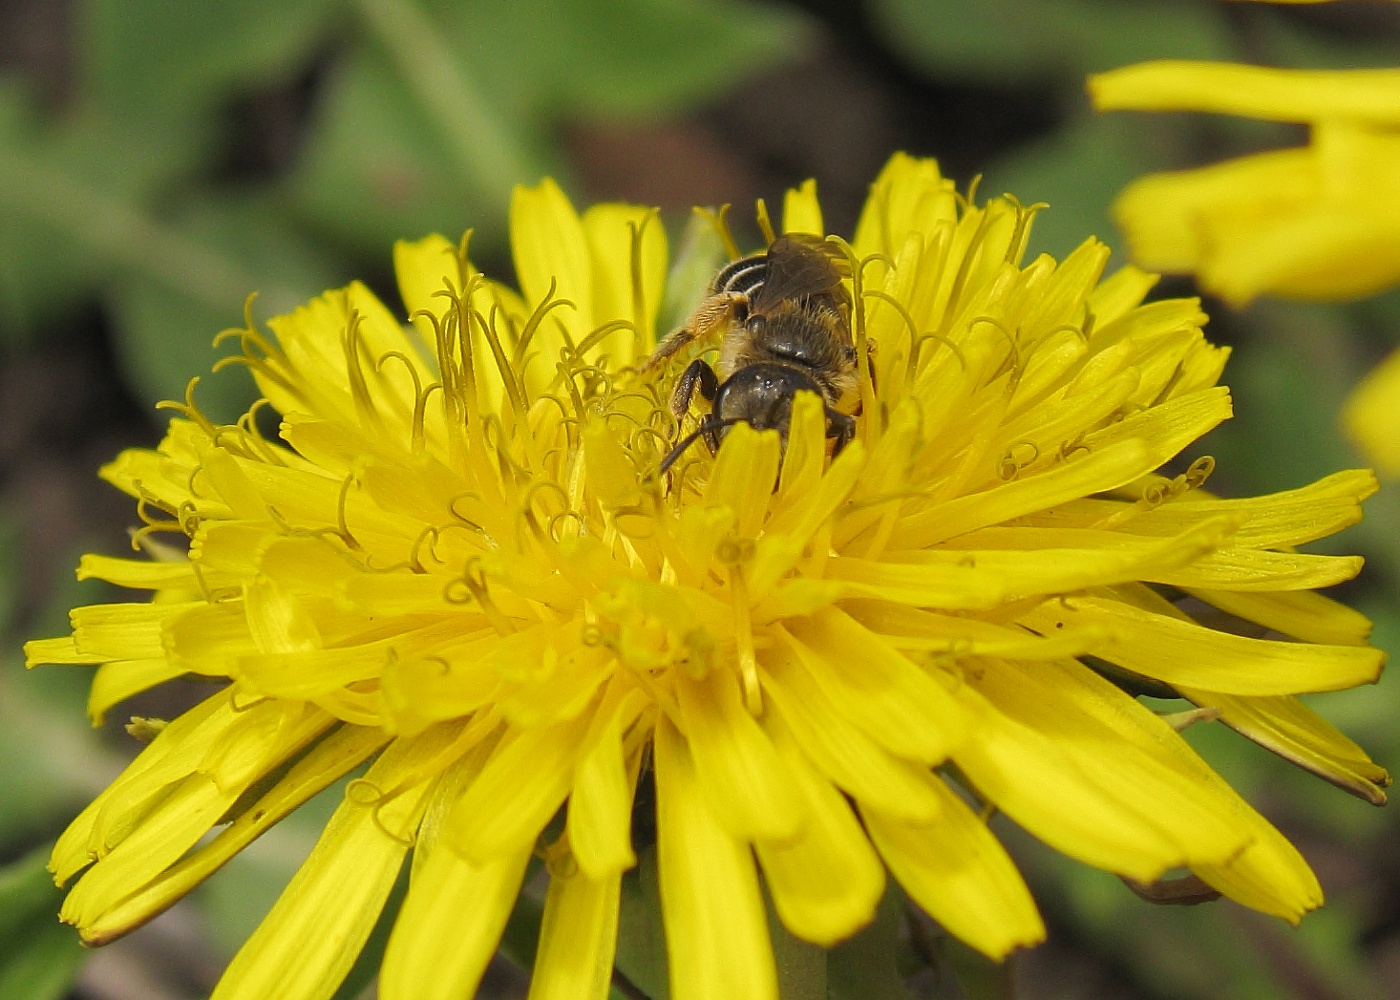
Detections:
80,0,341,118
2,573,122,854
868,0,1234,81
1245,5,1400,71
0,846,87,1000
287,44,519,260
542,0,811,119
291,0,813,258
983,111,1180,264
1201,301,1362,500
0,86,211,339
108,192,345,421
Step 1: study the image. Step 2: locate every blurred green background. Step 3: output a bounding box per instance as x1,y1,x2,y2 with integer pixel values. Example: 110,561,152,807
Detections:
2,1,1399,998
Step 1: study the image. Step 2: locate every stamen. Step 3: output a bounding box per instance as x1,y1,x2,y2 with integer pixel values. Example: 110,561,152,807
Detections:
467,301,526,420
447,493,488,535
236,400,286,466
628,211,660,356
996,441,1040,481
1185,455,1216,490
155,377,220,439
910,331,968,380
342,311,380,430
754,198,777,246
377,351,425,451
1002,194,1049,267
509,280,574,385
447,559,515,636
694,204,741,261
189,561,216,603
1160,706,1222,731
335,474,363,552
969,316,1023,384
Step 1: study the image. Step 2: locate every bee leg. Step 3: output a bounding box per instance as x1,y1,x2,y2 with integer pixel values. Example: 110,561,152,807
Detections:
639,292,747,373
669,358,719,421
701,414,723,455
826,408,856,456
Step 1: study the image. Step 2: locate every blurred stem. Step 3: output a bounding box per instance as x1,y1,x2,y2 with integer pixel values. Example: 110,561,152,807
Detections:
0,148,266,309
353,0,533,205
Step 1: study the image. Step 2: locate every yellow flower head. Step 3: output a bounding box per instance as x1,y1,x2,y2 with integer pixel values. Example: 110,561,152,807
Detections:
27,154,1387,1000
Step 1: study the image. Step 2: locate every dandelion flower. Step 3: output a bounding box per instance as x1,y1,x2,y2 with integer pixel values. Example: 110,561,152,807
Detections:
1088,57,1400,474
27,153,1387,1000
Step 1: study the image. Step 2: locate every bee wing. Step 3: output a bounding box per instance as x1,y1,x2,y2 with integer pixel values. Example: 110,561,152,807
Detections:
748,235,851,316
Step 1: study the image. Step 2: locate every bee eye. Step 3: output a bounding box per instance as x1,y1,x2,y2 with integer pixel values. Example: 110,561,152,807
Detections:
744,313,764,332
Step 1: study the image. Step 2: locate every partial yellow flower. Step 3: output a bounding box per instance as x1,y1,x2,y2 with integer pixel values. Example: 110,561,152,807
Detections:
1090,58,1400,474
1089,61,1400,304
26,153,1387,1000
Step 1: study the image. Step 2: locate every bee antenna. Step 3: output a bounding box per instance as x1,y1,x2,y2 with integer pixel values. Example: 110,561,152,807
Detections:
658,418,746,475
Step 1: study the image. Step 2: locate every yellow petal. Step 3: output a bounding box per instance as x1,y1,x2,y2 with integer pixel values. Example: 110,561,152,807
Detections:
823,555,1005,609
22,636,96,666
1021,596,1383,695
87,660,181,727
753,727,885,945
955,659,1254,881
76,554,205,590
63,774,243,931
1193,818,1323,924
379,839,533,1000
83,725,389,945
863,778,1044,960
892,439,1152,549
1085,264,1159,327
1090,61,1400,124
1203,195,1400,304
528,855,622,1000
781,608,968,764
1179,689,1389,804
1186,587,1373,646
1080,386,1231,463
1110,148,1315,277
782,179,824,236
72,601,194,660
851,153,958,261
568,685,649,879
702,422,782,540
675,669,805,842
212,728,456,1000
654,716,776,1000
51,692,226,885
1345,343,1400,477
759,645,945,823
445,713,592,864
512,178,593,340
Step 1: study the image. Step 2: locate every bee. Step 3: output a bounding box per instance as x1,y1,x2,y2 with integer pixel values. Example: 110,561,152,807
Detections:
644,234,865,473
